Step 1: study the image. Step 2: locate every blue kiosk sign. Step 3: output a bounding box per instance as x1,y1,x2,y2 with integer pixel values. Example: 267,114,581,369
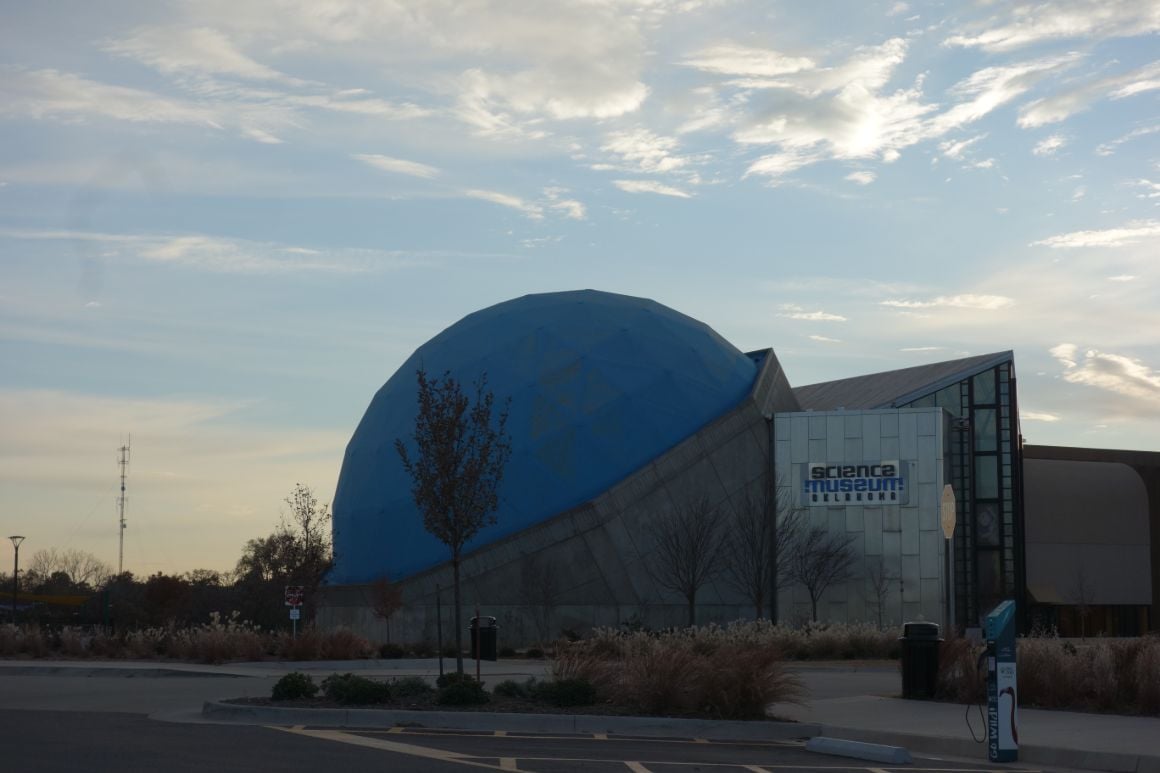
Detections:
985,600,1018,763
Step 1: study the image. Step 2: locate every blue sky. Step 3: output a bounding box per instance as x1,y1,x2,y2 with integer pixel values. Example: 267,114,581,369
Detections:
2,0,1158,576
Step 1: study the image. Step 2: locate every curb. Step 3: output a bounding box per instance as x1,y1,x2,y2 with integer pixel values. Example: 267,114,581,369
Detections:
0,665,245,679
201,701,822,742
812,726,1160,773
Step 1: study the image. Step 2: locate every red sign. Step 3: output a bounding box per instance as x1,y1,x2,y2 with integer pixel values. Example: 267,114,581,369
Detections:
284,585,305,607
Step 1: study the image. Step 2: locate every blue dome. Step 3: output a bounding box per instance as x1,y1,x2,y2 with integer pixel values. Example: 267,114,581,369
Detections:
330,290,758,583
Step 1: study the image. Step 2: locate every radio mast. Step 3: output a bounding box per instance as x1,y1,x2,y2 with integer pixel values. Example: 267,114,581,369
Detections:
116,439,130,576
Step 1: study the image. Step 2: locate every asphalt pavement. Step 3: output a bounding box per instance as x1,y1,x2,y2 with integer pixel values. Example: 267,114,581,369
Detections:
1,657,1157,773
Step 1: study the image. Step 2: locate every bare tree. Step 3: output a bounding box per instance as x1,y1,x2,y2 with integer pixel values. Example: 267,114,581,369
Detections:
646,497,726,627
1068,561,1096,640
518,554,562,645
720,483,803,619
865,557,896,628
281,483,333,589
784,526,857,622
25,548,112,591
396,369,512,675
369,576,405,643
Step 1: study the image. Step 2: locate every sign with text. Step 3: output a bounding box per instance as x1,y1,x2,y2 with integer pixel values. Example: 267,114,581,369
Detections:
800,461,910,506
284,585,305,608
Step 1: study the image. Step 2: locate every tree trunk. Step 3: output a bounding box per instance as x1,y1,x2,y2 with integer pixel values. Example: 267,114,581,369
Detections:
810,594,818,622
453,555,464,675
687,592,696,627
754,588,764,621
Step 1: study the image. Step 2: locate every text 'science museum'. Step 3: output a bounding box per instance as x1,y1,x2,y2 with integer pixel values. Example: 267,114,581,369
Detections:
320,290,1157,642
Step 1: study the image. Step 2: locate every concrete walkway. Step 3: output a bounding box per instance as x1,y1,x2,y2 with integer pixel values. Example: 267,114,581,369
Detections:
3,658,1157,772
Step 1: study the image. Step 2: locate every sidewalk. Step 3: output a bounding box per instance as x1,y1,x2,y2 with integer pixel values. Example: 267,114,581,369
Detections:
779,665,1160,773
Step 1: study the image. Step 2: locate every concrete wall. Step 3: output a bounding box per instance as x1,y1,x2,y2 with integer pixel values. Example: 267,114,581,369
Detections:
772,408,950,627
318,351,795,647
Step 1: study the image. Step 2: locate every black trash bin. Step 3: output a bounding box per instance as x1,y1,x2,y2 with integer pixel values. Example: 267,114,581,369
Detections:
469,616,498,661
899,621,942,699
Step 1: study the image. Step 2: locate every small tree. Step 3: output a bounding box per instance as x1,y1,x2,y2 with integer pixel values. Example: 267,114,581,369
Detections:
1068,561,1096,639
369,576,405,643
518,554,562,645
646,497,726,627
784,526,857,622
396,369,511,675
865,557,896,628
720,483,803,619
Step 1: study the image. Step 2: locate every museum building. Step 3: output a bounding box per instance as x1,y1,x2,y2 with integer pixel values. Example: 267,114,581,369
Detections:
318,290,1156,643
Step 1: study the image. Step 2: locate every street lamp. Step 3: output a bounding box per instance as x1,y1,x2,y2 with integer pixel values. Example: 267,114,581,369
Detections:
8,536,24,624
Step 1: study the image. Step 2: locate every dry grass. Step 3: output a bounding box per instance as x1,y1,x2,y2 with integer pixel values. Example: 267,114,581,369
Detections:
0,616,372,664
554,622,805,719
936,633,1160,715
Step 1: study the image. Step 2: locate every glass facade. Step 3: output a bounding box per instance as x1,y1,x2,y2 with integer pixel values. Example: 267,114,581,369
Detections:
902,358,1024,628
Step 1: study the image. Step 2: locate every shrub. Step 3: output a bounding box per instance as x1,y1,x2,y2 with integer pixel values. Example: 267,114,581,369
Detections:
525,647,545,659
440,645,459,658
437,671,481,689
437,677,490,706
320,628,373,660
533,678,597,707
321,673,392,705
408,641,435,657
935,636,985,704
498,646,517,658
554,622,807,719
379,642,406,659
493,678,534,699
272,672,318,701
391,676,435,698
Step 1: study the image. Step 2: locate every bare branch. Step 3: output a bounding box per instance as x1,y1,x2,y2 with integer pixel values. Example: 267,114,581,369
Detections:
646,497,726,626
783,526,857,622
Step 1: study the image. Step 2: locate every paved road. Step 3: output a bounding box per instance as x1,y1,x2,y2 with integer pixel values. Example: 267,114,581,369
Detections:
0,710,1042,773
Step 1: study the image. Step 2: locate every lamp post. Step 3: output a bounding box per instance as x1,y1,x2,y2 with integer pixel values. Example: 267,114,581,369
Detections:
8,535,24,624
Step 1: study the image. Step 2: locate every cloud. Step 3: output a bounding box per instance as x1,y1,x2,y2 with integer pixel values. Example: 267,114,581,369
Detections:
543,187,586,220
1051,343,1160,404
1132,179,1160,199
600,129,693,174
881,294,1014,310
1109,274,1138,282
1022,411,1061,422
1097,123,1160,156
106,26,308,84
808,334,842,343
353,154,440,179
944,0,1160,52
1033,135,1067,156
846,170,876,185
939,134,986,160
900,346,946,352
1033,220,1160,248
681,43,815,77
463,188,544,218
778,304,847,322
1018,60,1160,128
0,228,427,273
612,180,692,198
0,67,219,126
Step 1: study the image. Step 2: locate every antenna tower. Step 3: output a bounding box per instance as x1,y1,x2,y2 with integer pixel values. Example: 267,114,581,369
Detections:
117,438,130,576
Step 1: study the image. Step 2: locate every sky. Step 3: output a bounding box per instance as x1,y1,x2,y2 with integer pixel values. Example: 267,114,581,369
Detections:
1,0,1158,578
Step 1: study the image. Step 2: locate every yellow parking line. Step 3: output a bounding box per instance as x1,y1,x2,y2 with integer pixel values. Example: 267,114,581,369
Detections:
594,733,609,740
499,758,518,770
387,726,405,734
268,726,509,771
494,730,508,737
625,763,651,773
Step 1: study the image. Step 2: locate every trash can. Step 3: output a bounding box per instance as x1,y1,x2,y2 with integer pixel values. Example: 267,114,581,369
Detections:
469,616,498,661
899,621,942,699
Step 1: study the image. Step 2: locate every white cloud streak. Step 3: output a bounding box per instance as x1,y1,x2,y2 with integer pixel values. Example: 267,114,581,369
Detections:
881,294,1014,310
1051,343,1160,404
612,179,692,198
944,0,1160,52
353,154,441,179
1033,220,1160,248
